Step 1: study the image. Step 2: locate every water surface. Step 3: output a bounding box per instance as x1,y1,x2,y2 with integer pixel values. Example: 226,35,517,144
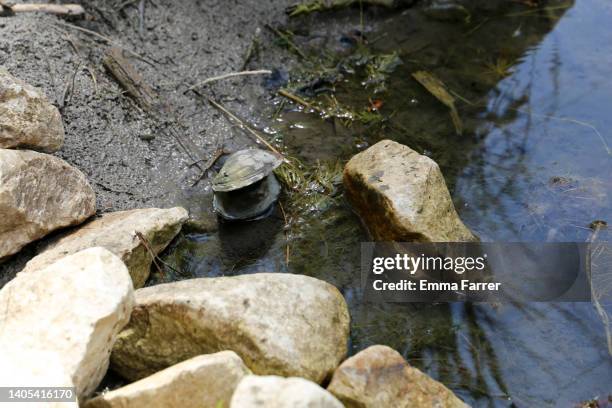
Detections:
160,1,612,405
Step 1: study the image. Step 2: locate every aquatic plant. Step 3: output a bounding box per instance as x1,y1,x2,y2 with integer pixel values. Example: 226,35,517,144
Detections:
482,57,513,79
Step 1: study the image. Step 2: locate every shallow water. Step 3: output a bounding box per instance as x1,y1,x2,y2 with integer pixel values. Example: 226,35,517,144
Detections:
160,1,612,405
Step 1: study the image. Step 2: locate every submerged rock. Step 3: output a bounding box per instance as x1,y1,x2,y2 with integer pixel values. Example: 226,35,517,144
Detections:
84,351,249,408
0,68,64,152
0,149,96,259
22,207,188,288
423,0,471,22
343,140,477,242
0,248,134,399
110,273,350,383
230,375,343,408
327,345,469,408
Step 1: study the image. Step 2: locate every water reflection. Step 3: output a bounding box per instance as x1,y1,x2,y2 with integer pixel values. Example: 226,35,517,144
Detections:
161,0,612,406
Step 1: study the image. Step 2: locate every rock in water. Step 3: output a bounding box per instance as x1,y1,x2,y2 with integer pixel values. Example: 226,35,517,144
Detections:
423,0,471,22
0,68,64,152
0,248,134,400
343,140,477,242
22,207,189,288
84,351,249,408
328,345,468,408
0,149,96,259
230,375,343,408
110,273,350,383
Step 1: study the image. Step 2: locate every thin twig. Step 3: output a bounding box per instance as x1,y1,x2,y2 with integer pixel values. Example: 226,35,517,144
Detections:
505,4,571,17
187,69,272,91
52,20,155,66
241,27,261,70
191,145,225,186
85,66,98,94
57,29,99,96
135,231,181,279
207,98,284,157
278,89,324,114
278,201,290,266
61,60,82,109
138,0,145,37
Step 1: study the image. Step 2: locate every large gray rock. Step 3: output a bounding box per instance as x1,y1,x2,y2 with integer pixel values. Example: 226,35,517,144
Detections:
0,248,134,400
0,68,64,152
343,139,477,242
111,273,350,384
84,351,250,408
22,207,188,288
230,375,344,408
328,345,469,408
0,149,96,259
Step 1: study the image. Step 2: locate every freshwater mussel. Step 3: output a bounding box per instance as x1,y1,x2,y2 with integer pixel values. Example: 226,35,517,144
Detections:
212,148,283,221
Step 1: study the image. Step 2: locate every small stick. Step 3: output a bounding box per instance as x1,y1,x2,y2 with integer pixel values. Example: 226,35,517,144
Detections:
278,89,324,115
187,69,272,91
138,0,145,37
207,98,284,158
53,20,155,66
191,145,225,186
135,231,181,279
103,47,159,112
278,201,290,266
241,27,261,70
1,3,85,17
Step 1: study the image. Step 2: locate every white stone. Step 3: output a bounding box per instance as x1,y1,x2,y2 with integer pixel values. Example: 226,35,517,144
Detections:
0,351,78,408
328,345,469,408
0,248,134,399
0,149,96,259
110,273,350,384
343,139,477,242
0,68,64,152
230,375,344,408
84,351,250,408
22,207,188,288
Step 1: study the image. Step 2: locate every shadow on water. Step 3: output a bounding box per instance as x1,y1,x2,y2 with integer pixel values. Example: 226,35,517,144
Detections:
156,1,612,406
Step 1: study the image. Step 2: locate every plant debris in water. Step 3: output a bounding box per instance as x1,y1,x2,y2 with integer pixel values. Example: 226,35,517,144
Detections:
274,157,344,217
411,70,463,135
286,0,412,17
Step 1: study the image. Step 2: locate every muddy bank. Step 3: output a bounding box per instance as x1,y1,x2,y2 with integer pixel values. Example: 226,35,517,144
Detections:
0,0,300,281
0,0,296,209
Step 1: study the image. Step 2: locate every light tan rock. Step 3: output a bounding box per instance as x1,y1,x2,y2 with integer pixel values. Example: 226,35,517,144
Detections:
0,68,64,152
22,207,188,288
230,375,344,408
328,345,469,408
0,149,96,259
84,351,250,408
111,273,350,384
343,140,477,242
0,351,78,408
0,248,134,400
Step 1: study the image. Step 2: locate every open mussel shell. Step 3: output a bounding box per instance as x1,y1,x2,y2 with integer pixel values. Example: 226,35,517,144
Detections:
212,149,283,192
213,174,281,221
